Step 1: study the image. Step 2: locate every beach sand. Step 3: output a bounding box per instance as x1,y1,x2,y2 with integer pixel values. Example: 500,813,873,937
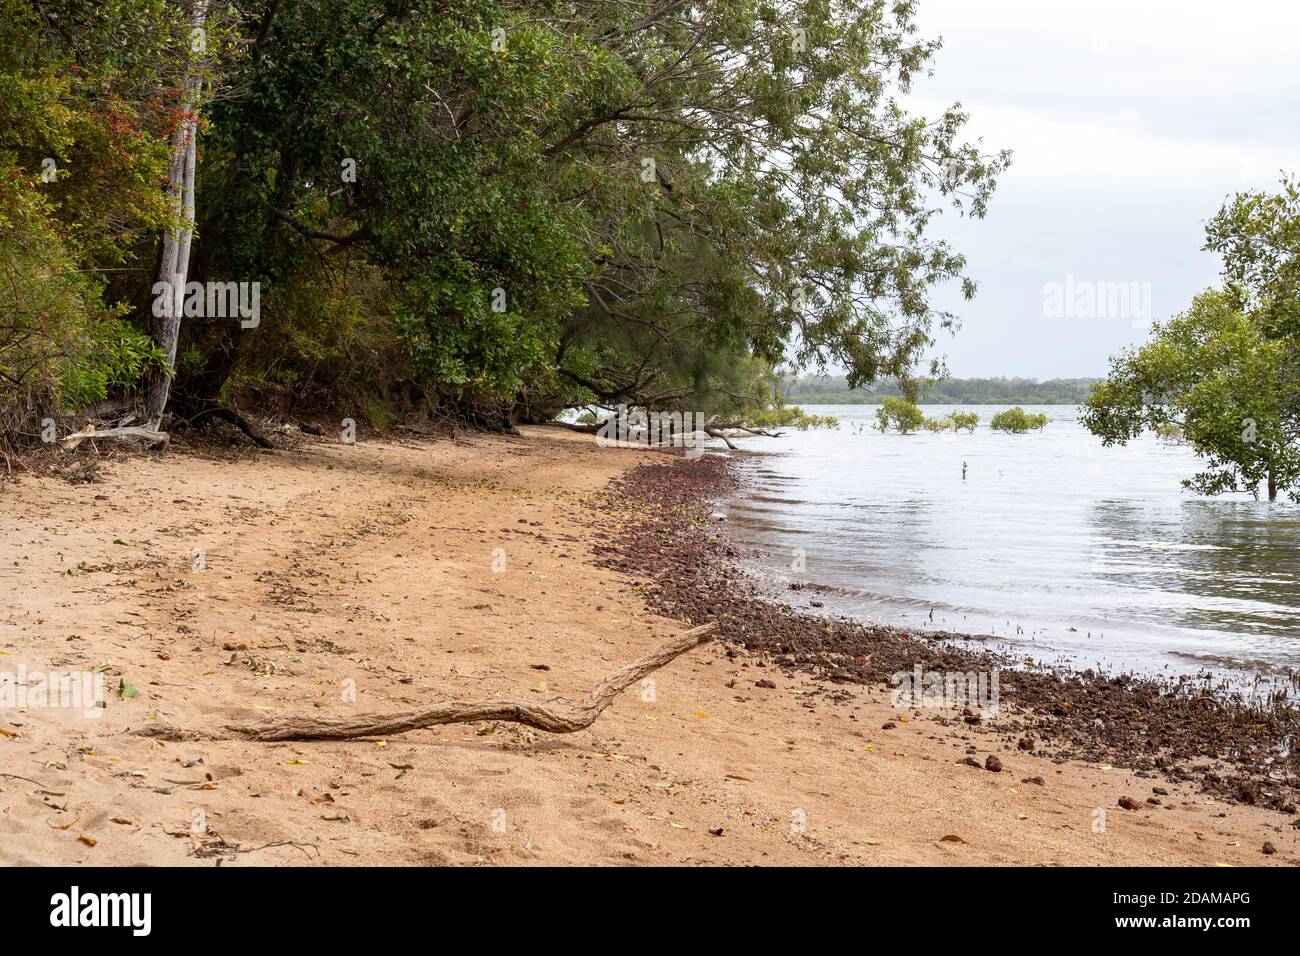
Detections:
0,427,1294,865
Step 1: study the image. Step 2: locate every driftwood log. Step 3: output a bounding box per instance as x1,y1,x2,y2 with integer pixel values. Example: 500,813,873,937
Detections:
134,622,716,742
62,426,169,449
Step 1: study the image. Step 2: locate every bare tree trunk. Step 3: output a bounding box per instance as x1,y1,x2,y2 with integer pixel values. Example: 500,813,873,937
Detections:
1268,468,1277,502
147,1,211,430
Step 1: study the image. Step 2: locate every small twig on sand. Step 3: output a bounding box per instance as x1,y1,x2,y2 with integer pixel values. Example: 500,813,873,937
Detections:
0,772,51,789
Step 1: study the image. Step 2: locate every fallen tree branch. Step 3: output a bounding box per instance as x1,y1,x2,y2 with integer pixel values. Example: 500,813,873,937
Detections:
702,427,736,450
62,426,169,449
543,419,607,434
134,622,717,742
705,418,782,437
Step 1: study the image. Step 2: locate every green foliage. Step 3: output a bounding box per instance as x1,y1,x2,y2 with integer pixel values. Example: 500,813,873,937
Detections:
743,405,837,430
3,0,1010,433
875,397,925,434
946,411,980,432
1087,179,1300,502
1204,174,1300,339
0,169,163,424
0,0,182,438
1083,290,1299,500
990,407,1048,433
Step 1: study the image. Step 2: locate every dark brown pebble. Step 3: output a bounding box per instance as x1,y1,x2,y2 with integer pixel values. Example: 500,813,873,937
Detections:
754,679,776,689
1017,737,1034,751
984,755,1002,773
1262,841,1276,855
1021,776,1045,786
1118,796,1141,811
882,722,896,730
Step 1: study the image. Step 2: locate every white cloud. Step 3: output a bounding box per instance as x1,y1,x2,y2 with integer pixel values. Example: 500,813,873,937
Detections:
896,0,1300,376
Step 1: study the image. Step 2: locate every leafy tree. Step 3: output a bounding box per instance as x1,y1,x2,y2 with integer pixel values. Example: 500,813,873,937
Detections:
1083,290,1299,501
990,406,1047,433
1205,174,1300,340
946,411,979,432
1087,178,1300,501
0,0,178,438
875,396,924,434
2,0,1010,437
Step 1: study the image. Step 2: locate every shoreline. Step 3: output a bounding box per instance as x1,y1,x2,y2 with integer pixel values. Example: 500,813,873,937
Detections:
1,429,1295,865
595,452,1300,814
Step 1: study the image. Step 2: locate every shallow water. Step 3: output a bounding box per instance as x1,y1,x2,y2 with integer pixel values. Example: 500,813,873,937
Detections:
723,405,1300,685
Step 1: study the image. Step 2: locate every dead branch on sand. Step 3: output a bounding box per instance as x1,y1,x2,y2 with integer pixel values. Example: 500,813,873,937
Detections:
133,622,716,742
62,425,169,449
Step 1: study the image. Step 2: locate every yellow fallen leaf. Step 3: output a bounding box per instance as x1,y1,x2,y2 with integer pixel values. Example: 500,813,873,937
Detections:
897,715,909,723
864,744,876,752
0,726,19,738
694,711,708,719
725,773,753,782
78,834,97,847
285,759,310,765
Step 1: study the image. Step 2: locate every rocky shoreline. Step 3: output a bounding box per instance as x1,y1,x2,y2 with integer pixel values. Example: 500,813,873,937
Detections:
590,452,1300,814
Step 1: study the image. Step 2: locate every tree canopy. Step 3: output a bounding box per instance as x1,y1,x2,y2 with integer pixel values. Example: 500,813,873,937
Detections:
1084,178,1300,501
0,0,1009,441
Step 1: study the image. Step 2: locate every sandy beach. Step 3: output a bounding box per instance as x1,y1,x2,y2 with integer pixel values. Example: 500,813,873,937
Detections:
0,428,1295,866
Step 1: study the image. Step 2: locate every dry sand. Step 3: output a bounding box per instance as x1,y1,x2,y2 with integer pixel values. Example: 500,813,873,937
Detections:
0,428,1294,865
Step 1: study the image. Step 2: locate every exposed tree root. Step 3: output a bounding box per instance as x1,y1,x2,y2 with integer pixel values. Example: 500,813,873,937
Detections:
132,622,716,742
190,407,275,448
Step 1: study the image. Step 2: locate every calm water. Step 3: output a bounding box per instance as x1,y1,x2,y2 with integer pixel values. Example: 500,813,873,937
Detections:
723,405,1300,684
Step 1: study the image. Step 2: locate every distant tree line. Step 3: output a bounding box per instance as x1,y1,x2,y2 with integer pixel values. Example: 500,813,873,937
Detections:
781,375,1099,406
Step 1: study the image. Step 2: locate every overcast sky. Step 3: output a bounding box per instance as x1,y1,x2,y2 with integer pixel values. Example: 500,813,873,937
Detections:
904,0,1300,378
